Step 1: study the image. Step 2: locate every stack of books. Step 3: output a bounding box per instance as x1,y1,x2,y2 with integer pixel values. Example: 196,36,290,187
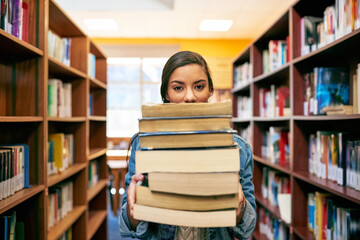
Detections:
133,100,241,227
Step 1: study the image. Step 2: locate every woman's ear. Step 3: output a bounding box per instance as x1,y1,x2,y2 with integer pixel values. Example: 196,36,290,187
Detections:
165,93,170,101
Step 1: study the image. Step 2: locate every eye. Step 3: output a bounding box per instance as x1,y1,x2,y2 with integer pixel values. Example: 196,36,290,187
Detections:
195,84,205,90
173,86,183,91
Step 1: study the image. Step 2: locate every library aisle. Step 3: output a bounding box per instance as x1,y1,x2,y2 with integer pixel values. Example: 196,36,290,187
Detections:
107,191,132,240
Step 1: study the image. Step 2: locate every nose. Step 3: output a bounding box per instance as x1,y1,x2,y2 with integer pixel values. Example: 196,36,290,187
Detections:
184,89,196,103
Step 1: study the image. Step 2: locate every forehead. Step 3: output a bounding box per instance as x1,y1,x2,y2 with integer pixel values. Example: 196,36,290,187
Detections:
170,64,207,79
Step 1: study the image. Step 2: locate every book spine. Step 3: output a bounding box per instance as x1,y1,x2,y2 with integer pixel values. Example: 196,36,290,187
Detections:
21,1,28,42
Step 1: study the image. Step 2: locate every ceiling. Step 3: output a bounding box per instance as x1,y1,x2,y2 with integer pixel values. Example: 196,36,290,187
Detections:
54,0,297,39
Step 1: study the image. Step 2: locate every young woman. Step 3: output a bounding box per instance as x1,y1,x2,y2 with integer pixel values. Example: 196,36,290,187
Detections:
119,51,256,239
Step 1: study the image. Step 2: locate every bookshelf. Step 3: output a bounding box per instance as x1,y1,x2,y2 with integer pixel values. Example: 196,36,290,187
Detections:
0,0,108,239
231,0,360,239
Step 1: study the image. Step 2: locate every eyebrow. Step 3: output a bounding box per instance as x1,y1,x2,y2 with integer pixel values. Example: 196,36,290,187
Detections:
169,80,184,85
195,79,207,84
169,79,207,84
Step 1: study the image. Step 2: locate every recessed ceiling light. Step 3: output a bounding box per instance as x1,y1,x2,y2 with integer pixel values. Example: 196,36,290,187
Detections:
83,18,118,30
199,19,233,32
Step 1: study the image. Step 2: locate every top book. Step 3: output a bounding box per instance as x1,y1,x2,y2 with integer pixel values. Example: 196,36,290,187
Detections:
141,100,232,117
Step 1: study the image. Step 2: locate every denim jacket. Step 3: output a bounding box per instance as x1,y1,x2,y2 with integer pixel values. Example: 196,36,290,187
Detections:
119,133,256,240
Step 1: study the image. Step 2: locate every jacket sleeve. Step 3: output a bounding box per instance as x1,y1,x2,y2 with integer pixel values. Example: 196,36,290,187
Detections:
118,134,157,239
229,136,257,239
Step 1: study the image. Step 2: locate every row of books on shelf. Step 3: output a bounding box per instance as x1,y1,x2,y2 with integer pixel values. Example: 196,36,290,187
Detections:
309,131,360,191
258,206,290,240
0,144,30,201
301,1,360,56
134,101,240,227
48,133,74,176
303,66,360,116
88,53,96,79
308,191,360,240
0,211,25,240
48,30,71,66
233,62,252,88
261,126,290,165
236,96,252,119
263,38,289,74
47,181,73,230
259,85,290,118
48,79,72,118
261,167,291,207
0,0,29,42
88,159,99,189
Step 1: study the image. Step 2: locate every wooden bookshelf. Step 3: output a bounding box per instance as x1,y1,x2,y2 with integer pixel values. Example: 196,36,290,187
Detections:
252,229,269,240
87,210,107,240
89,148,108,161
47,163,87,187
48,57,88,79
0,0,107,239
231,0,360,239
0,116,44,122
87,180,107,202
47,205,86,240
0,185,45,214
48,117,87,122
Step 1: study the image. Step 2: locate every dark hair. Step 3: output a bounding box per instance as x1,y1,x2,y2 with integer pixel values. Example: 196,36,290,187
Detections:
160,51,214,103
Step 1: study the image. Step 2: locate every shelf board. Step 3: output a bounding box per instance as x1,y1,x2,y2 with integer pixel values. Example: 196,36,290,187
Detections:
0,29,43,62
49,0,86,37
87,210,107,240
254,11,289,47
0,116,43,122
233,47,250,65
293,114,360,121
87,179,107,202
253,155,291,174
47,163,87,187
0,185,44,214
232,117,251,123
88,116,106,121
293,226,315,240
48,116,86,122
89,77,107,90
293,171,360,205
89,148,107,161
252,116,291,122
48,56,87,79
255,193,291,227
253,63,290,84
90,41,107,59
47,205,86,240
231,82,251,93
293,28,360,65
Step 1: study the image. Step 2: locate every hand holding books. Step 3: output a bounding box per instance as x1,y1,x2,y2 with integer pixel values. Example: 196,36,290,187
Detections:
126,173,144,230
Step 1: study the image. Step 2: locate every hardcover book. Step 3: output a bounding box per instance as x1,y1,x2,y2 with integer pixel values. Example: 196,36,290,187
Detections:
133,204,236,227
135,147,240,173
136,185,238,211
139,130,236,149
147,172,239,196
138,115,232,133
141,100,232,118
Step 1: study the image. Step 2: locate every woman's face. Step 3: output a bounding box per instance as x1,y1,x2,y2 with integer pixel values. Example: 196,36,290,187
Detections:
166,64,212,103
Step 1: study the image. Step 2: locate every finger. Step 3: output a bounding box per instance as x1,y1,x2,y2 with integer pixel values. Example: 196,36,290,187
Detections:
131,173,145,183
127,173,145,211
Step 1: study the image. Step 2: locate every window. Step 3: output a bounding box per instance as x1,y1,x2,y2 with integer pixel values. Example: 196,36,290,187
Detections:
107,57,168,137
